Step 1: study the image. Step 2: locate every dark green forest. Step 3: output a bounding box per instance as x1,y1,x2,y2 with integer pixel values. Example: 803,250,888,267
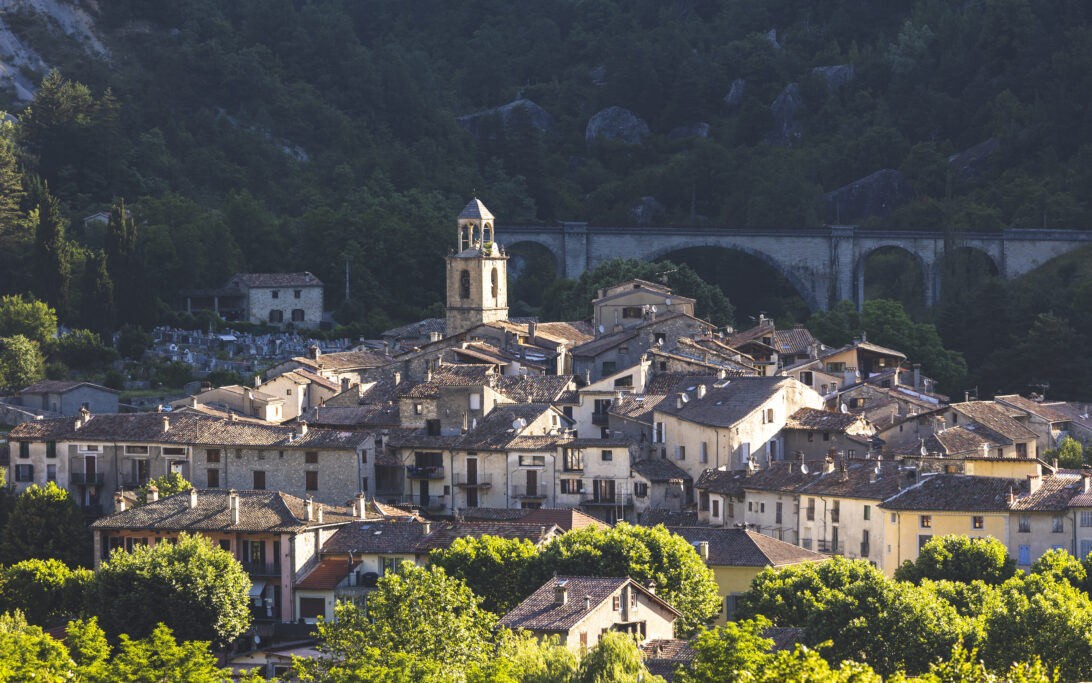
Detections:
0,0,1089,397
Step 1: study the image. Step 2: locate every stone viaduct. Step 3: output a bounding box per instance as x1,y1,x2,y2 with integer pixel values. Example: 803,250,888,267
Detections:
498,224,1092,311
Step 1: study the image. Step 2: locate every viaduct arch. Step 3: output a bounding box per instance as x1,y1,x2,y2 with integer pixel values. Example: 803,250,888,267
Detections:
499,224,1092,312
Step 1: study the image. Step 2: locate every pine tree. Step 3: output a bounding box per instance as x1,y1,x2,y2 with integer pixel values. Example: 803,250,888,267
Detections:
33,185,70,316
80,249,115,334
0,118,24,238
104,199,136,323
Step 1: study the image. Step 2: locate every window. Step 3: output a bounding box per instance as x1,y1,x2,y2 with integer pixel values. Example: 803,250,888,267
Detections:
760,502,765,513
18,442,28,459
762,408,774,424
272,290,279,299
712,499,721,518
601,450,613,462
800,371,813,385
1053,515,1065,533
1082,540,1092,558
14,465,33,482
381,557,406,575
807,432,814,443
728,502,734,518
1082,511,1092,528
46,442,56,459
1018,514,1031,532
700,492,710,511
612,596,620,611
235,448,243,459
206,449,221,463
125,445,149,455
775,501,782,524
700,442,708,463
724,595,739,619
459,270,471,299
207,468,219,488
490,268,498,299
269,309,283,323
918,534,932,550
601,361,616,375
426,419,441,436
972,516,984,529
253,471,266,490
920,515,932,529
806,498,815,521
305,451,318,464
561,479,584,494
46,464,56,482
822,432,830,441
826,362,846,373
164,447,186,456
864,505,871,521
564,449,584,472
747,501,752,512
653,422,665,443
622,306,642,319
294,289,301,299
635,482,648,498
414,403,423,415
306,471,319,491
519,455,545,467
1016,442,1028,458
675,446,685,461
469,393,481,410
891,512,897,524
292,309,305,322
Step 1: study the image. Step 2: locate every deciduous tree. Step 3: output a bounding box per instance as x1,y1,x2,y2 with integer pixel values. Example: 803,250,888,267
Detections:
0,482,88,568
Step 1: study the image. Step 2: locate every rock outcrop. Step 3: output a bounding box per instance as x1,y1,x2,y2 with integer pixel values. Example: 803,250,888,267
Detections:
948,138,1000,180
824,169,913,224
723,78,745,109
813,64,855,91
629,196,665,226
586,106,650,145
765,83,803,145
457,98,557,138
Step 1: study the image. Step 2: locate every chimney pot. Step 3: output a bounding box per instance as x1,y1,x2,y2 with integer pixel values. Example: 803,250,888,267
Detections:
147,484,159,503
114,492,126,512
646,580,656,595
422,521,431,535
554,579,568,605
162,415,170,433
699,541,709,561
583,594,591,610
304,496,314,521
189,488,198,508
539,525,547,540
298,421,308,436
356,493,367,519
1028,474,1042,494
316,508,323,524
1082,472,1090,494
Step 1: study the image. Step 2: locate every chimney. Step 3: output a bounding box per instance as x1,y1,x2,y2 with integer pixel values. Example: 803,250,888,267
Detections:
539,525,547,540
528,321,537,342
229,412,238,422
1082,472,1091,494
229,489,240,525
869,465,879,483
583,594,591,611
147,484,159,503
823,458,835,474
114,492,126,512
356,493,367,519
1052,458,1059,471
162,415,170,433
913,364,921,389
190,396,198,408
383,341,389,356
422,521,431,535
646,580,656,595
189,488,198,508
426,368,433,382
698,541,709,561
75,407,90,429
1027,473,1042,494
394,371,402,385
304,496,314,521
254,375,262,388
554,579,569,605
697,384,707,400
298,421,308,436
840,461,848,482
309,345,321,360
316,508,324,524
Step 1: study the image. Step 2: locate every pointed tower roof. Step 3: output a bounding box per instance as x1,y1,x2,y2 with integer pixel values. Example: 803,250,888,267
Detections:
458,198,494,221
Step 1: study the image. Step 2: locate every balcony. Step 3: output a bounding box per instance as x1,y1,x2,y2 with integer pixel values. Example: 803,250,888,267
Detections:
512,484,548,500
71,472,104,486
241,561,282,576
384,494,447,510
581,493,634,507
406,465,444,479
250,604,278,622
79,504,102,516
591,412,610,426
817,540,844,555
453,473,492,488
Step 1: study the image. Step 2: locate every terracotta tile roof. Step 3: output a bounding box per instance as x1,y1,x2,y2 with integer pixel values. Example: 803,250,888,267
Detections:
592,279,686,304
321,520,430,554
298,404,400,428
493,375,576,403
19,380,118,394
415,521,559,551
294,349,390,372
458,508,531,522
569,329,638,357
498,576,678,632
784,407,865,432
533,322,595,345
632,458,691,483
740,460,825,493
881,474,1027,512
1010,473,1085,511
993,395,1075,424
695,468,748,496
642,639,696,680
952,402,1038,442
291,368,340,392
9,412,370,450
454,404,557,450
934,426,1001,455
91,489,355,534
610,394,669,424
517,507,610,531
797,460,903,500
647,348,753,376
765,627,805,651
668,527,829,567
381,317,447,341
645,374,722,395
234,272,322,288
397,365,497,398
296,557,360,589
657,377,796,428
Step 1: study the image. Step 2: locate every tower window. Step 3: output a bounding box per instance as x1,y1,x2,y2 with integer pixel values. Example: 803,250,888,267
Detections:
491,268,498,299
460,270,471,299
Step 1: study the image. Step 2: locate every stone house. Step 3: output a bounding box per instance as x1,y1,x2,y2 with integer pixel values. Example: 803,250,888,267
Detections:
90,488,358,625
570,312,715,384
169,385,285,422
260,369,339,422
590,279,695,335
15,380,118,416
725,317,821,369
188,272,324,329
780,407,878,461
939,401,1040,460
265,347,391,388
631,458,691,518
497,576,680,651
571,359,651,440
994,394,1086,452
668,527,828,624
651,376,826,481
8,411,373,512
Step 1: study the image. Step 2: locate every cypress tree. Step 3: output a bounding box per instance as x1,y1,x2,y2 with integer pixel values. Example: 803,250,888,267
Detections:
33,185,70,316
81,249,115,334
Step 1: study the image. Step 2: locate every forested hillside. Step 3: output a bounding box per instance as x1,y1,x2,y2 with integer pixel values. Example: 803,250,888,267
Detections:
0,0,1089,396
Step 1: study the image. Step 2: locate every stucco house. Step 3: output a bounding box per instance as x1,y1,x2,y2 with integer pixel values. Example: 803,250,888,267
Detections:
15,380,118,416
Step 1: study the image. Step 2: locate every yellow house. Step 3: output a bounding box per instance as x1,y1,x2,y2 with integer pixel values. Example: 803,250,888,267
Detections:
668,526,829,625
880,474,1024,575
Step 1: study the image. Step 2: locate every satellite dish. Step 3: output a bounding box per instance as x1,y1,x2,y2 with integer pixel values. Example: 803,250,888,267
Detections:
512,419,523,429
800,464,809,474
598,325,605,333
839,403,848,413
747,459,757,471
665,299,671,305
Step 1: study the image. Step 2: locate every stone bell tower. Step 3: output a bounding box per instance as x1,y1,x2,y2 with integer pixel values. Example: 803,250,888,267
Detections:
445,198,509,337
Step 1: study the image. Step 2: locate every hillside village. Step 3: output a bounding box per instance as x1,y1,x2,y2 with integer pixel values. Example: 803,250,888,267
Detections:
2,198,1090,677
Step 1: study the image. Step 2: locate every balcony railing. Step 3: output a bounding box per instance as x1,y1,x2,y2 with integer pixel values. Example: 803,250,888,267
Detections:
383,494,447,510
591,412,610,426
71,472,104,486
817,540,844,555
406,465,444,479
581,493,634,507
241,561,282,576
79,504,102,516
512,484,548,499
453,473,492,488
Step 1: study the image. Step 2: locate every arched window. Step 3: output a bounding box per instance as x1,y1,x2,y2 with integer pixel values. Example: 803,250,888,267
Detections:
491,268,498,299
460,270,471,299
